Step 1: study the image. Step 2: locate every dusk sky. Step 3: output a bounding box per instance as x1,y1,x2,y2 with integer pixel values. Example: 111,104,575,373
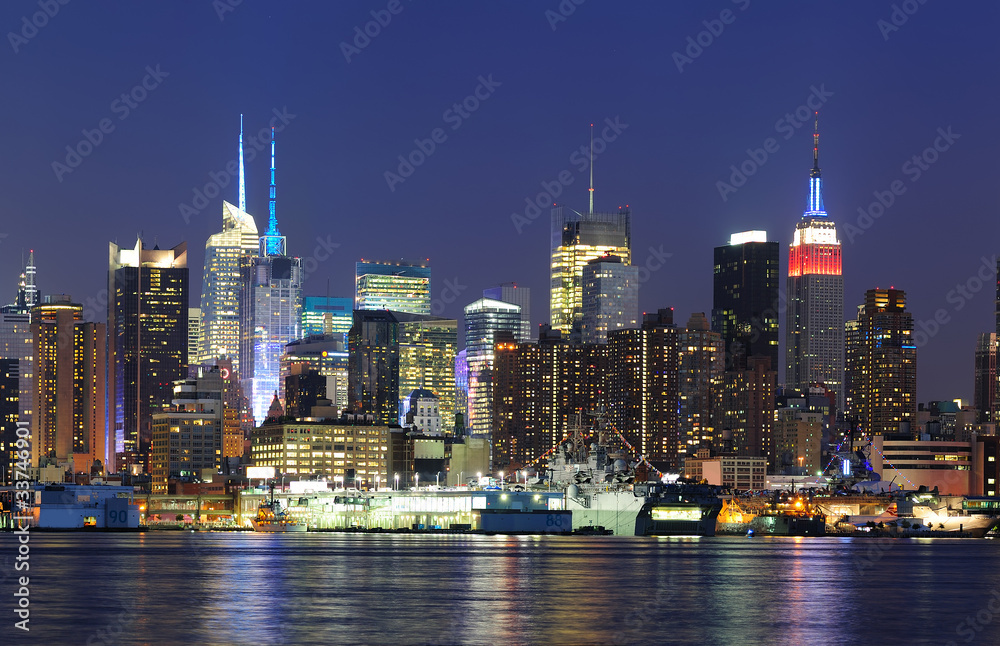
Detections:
1,1,996,403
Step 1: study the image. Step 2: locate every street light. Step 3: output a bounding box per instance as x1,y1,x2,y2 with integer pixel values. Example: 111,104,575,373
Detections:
415,473,419,490
499,470,504,491
394,473,399,491
376,474,381,491
436,472,440,488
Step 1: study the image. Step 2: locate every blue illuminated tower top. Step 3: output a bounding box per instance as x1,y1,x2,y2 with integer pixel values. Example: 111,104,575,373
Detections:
259,127,286,256
238,114,246,212
804,113,826,217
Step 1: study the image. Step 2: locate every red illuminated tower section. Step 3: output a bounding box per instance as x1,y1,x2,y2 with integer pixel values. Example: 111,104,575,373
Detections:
785,115,845,413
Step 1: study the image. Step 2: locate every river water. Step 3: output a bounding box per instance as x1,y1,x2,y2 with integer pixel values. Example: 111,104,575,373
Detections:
4,533,1000,645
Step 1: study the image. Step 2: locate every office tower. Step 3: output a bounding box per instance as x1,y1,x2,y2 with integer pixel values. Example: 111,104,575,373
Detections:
974,333,998,424
31,296,107,473
283,368,327,419
348,309,399,425
108,239,188,473
606,309,679,470
355,260,431,315
395,313,457,432
678,313,723,465
483,283,532,342
492,327,606,470
712,231,779,370
250,419,390,484
550,205,631,336
240,129,302,425
2,251,39,435
464,297,522,436
455,348,468,430
281,336,349,415
716,355,776,460
845,288,917,435
302,296,353,341
199,201,258,368
581,255,639,344
0,359,19,484
786,117,844,410
150,369,225,493
188,307,201,369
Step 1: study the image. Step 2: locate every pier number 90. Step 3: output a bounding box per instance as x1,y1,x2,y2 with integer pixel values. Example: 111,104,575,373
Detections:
108,510,127,526
545,514,564,527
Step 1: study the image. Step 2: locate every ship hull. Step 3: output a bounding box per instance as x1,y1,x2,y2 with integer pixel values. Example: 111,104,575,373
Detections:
635,502,722,537
250,520,308,533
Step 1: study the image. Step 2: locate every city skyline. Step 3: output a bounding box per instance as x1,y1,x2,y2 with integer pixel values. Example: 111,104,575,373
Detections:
1,2,995,405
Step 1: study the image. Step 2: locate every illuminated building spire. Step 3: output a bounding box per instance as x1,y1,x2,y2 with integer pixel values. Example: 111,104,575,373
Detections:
24,249,37,307
238,114,246,212
259,127,286,256
806,112,825,216
588,123,595,215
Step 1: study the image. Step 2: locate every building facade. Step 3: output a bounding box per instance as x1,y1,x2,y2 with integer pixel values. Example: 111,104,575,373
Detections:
464,298,522,436
301,296,353,342
677,313,723,464
974,333,997,424
108,239,188,473
150,371,225,493
716,355,776,462
581,255,639,345
355,261,431,315
845,288,917,436
281,335,349,415
396,313,457,432
483,283,532,342
711,231,779,370
550,206,631,335
347,309,399,425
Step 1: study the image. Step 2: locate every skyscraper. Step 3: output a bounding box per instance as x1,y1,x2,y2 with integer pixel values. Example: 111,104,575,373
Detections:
678,313,723,465
550,206,631,336
281,336,349,416
356,260,431,315
607,309,679,470
974,333,997,424
0,359,18,484
483,283,532,342
347,309,399,425
108,239,188,472
200,202,258,367
712,231,779,370
786,117,844,411
845,288,917,435
301,296,353,342
464,297,521,436
31,296,107,473
1,251,39,435
581,254,639,344
200,118,259,369
239,128,302,425
395,313,457,432
716,355,776,461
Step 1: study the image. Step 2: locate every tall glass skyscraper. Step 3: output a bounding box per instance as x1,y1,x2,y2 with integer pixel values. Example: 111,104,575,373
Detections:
483,283,531,342
356,261,431,315
786,117,844,411
108,238,188,473
580,254,639,344
550,206,631,335
200,201,258,368
395,313,457,432
464,297,521,436
712,231,780,370
239,128,302,426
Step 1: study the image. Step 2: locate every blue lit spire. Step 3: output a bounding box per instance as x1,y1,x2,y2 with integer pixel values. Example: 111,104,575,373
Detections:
805,112,826,217
259,126,286,256
238,114,246,212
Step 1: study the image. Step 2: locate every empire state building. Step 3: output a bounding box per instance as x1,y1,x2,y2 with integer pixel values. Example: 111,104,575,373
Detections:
785,116,844,412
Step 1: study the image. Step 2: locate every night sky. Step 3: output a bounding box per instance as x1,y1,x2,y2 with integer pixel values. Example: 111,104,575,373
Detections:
1,1,996,402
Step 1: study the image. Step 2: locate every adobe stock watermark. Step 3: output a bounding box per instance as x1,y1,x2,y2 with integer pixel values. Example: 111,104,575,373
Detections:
716,84,833,202
545,0,586,31
178,107,296,224
509,116,629,234
672,0,751,73
946,586,1000,645
877,0,929,42
340,0,410,63
911,255,995,348
213,0,243,21
7,0,71,54
430,277,469,316
842,126,960,243
299,235,341,285
383,74,501,192
12,419,32,632
51,65,169,183
636,245,672,284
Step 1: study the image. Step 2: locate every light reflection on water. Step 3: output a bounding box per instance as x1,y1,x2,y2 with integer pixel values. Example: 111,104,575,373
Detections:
10,533,1000,645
